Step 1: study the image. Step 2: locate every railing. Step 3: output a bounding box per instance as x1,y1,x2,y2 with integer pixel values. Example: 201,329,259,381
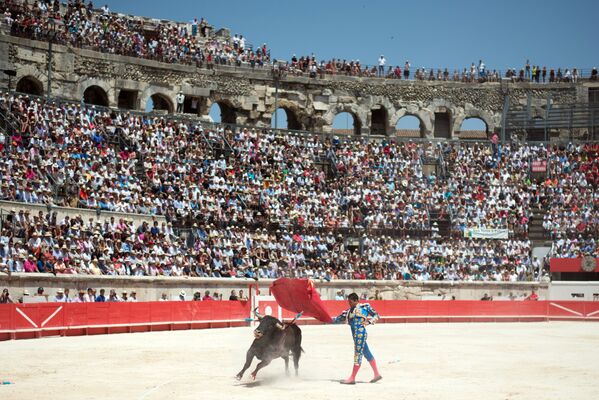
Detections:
0,106,22,153
506,104,599,141
438,148,448,180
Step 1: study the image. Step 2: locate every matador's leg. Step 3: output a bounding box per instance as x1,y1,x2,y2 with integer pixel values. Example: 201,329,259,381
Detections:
341,332,364,384
363,341,382,383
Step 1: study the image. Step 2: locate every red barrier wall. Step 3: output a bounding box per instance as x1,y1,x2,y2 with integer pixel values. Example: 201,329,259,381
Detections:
0,301,251,341
254,299,599,325
2,300,598,341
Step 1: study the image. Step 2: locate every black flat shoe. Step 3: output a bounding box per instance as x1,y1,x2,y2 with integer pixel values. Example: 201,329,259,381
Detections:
370,375,382,383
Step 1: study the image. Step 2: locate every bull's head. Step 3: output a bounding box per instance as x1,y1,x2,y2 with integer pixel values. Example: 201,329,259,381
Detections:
253,314,285,339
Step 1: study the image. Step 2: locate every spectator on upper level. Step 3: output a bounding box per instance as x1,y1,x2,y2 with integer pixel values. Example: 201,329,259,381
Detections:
176,91,185,113
378,55,386,77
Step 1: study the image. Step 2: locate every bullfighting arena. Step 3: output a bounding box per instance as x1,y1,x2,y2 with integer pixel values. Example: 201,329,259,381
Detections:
2,322,598,400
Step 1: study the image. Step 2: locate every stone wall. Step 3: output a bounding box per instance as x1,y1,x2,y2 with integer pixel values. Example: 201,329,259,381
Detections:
0,273,548,302
1,34,594,139
0,200,166,226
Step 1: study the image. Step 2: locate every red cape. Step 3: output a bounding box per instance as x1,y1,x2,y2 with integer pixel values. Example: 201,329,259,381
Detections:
270,278,332,323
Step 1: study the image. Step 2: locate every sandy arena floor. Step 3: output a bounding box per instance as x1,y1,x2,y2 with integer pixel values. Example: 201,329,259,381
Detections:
1,322,598,400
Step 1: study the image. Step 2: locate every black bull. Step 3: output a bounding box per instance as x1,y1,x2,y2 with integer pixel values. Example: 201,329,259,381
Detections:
236,314,303,380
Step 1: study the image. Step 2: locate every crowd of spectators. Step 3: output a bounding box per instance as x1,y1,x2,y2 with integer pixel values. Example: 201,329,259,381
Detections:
0,92,596,281
549,237,598,258
0,92,436,234
442,141,598,245
539,143,598,242
0,205,538,281
0,285,250,303
442,142,537,236
3,0,269,67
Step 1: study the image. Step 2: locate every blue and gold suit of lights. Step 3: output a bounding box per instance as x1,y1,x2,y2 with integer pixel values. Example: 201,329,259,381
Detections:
333,303,380,365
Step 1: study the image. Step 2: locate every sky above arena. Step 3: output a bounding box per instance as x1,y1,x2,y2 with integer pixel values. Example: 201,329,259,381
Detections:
104,0,599,129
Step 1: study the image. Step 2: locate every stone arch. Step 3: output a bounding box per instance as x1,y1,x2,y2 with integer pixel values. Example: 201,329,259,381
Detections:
14,65,47,96
139,86,177,114
269,99,306,130
429,101,456,138
207,98,238,124
83,85,110,107
390,107,434,138
183,95,208,116
148,93,174,113
332,112,362,135
77,79,114,106
323,103,367,135
370,104,389,135
460,117,488,132
118,89,139,110
16,75,44,96
452,108,495,138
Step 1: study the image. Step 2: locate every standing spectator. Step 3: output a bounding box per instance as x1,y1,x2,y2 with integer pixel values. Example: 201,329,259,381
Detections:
95,288,106,302
191,17,199,37
229,290,239,300
176,92,185,113
525,59,531,80
404,60,410,80
238,290,248,301
159,293,169,301
378,55,386,77
179,290,186,301
120,291,129,302
490,131,499,156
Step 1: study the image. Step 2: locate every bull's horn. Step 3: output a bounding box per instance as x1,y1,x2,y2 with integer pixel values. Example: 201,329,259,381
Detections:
276,322,285,330
254,307,264,320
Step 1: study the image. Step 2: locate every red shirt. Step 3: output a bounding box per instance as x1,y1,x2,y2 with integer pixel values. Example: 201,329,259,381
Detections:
526,293,539,301
24,260,38,273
